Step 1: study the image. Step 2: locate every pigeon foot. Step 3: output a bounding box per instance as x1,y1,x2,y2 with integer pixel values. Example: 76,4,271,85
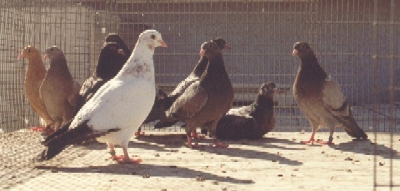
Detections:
316,140,334,145
300,140,315,145
112,155,142,164
30,126,47,132
191,131,205,139
134,132,145,136
210,141,229,148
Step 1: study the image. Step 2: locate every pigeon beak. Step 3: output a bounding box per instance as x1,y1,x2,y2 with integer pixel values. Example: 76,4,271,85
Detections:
43,54,48,60
17,52,24,60
117,49,126,56
224,44,231,50
292,49,298,56
158,40,168,48
199,49,206,56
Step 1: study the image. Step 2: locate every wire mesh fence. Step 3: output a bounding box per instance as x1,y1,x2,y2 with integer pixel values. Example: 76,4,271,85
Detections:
0,0,399,189
1,0,398,133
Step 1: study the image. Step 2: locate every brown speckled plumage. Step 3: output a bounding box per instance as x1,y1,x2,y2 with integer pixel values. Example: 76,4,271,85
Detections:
292,42,367,145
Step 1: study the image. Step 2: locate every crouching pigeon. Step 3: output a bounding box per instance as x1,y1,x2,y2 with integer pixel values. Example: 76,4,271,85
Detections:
216,82,276,140
292,42,367,145
38,30,167,164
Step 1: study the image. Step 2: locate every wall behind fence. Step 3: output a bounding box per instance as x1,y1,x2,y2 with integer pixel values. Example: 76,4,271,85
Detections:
0,0,398,133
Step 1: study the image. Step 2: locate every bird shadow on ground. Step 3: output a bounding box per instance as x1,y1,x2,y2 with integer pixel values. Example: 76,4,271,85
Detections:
35,163,255,185
200,146,303,166
331,139,400,160
255,137,308,150
131,134,303,165
78,134,185,152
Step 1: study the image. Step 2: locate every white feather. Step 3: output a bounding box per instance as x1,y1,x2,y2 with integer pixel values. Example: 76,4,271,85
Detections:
69,30,163,147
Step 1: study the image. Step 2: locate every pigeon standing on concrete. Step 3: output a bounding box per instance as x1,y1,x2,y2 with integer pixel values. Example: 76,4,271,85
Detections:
165,41,234,148
292,42,367,145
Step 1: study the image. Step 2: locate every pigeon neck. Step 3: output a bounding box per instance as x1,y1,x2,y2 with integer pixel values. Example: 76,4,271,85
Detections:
191,56,208,77
26,54,46,78
255,94,274,109
200,53,228,85
299,52,319,68
118,45,155,82
48,57,72,79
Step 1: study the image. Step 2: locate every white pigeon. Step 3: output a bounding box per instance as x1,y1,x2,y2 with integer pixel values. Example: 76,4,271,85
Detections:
39,30,167,164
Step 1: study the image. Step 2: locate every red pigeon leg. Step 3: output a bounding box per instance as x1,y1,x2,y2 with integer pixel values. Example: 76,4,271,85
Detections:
186,134,200,148
191,130,205,139
301,131,316,145
30,126,47,132
111,145,142,164
316,135,334,145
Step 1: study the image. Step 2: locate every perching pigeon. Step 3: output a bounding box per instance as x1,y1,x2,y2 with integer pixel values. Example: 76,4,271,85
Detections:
165,41,234,148
39,46,81,132
149,38,230,132
18,46,55,130
39,30,167,164
216,82,276,140
292,42,368,145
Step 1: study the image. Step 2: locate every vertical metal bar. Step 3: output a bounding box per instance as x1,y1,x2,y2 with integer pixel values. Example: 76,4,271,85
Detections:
389,0,395,187
372,0,378,189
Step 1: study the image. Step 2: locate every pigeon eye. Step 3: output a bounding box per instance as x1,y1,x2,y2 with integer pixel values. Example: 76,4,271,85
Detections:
150,35,156,40
27,49,31,53
110,46,115,50
50,48,54,51
208,44,214,48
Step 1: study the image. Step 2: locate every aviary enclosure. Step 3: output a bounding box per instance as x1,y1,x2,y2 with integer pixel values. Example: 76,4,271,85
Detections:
0,0,399,188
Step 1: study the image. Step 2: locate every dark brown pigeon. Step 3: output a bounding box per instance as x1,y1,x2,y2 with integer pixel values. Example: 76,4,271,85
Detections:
149,38,230,135
292,42,367,145
164,41,234,148
216,82,276,140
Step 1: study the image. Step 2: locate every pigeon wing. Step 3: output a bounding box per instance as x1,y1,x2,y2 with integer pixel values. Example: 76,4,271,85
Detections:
167,81,208,120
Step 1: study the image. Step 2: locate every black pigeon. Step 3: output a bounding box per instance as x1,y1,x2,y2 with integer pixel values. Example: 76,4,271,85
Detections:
216,82,276,140
292,42,368,145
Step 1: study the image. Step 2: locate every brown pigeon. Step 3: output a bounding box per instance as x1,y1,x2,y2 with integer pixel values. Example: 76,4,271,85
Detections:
165,41,234,148
292,42,367,145
18,46,55,130
40,46,81,132
215,82,276,140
